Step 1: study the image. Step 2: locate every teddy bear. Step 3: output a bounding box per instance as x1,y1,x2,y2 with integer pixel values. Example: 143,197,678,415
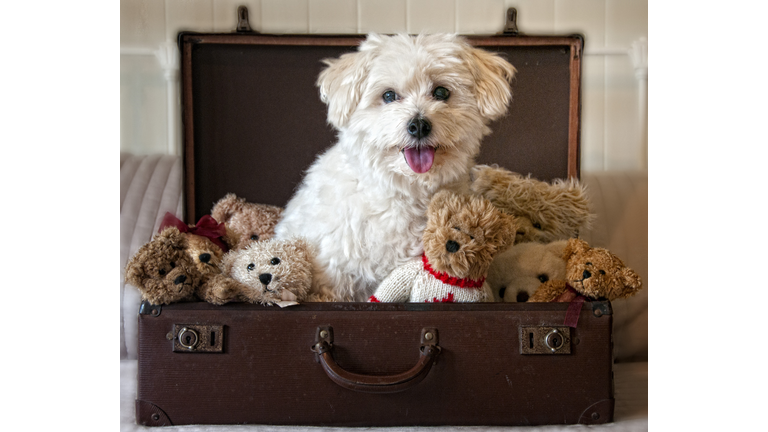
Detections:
211,193,284,250
486,240,568,302
369,190,517,303
528,238,642,327
469,164,593,244
124,227,280,306
157,212,240,276
222,237,330,303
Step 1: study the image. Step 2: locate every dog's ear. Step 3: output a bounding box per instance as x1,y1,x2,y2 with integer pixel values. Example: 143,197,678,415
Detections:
463,46,516,121
317,36,380,130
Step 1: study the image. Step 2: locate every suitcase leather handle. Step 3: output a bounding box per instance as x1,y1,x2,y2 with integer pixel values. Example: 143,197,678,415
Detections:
311,326,440,394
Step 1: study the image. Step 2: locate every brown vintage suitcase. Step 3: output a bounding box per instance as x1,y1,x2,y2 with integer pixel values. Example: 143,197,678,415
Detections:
136,8,613,427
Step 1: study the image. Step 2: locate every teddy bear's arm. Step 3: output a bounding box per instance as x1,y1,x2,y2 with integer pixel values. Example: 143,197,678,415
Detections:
369,260,421,303
529,280,568,302
198,274,278,306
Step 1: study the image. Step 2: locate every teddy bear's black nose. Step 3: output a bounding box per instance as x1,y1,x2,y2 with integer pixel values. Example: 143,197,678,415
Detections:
407,117,432,139
583,269,592,279
259,273,272,285
445,240,460,253
174,275,187,285
199,253,211,263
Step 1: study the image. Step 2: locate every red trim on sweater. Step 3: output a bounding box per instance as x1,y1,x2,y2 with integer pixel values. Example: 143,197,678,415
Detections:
421,254,485,288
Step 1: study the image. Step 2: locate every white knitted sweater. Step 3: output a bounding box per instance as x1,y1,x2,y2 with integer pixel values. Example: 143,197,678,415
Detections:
369,255,493,303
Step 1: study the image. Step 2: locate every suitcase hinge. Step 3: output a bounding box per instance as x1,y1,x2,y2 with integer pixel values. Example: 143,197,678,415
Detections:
503,8,520,35
139,301,161,317
236,5,258,33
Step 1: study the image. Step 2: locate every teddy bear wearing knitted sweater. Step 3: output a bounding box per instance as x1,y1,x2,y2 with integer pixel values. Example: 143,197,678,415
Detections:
369,190,517,303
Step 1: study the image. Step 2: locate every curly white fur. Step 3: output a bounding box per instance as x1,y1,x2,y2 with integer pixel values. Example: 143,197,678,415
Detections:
275,34,515,301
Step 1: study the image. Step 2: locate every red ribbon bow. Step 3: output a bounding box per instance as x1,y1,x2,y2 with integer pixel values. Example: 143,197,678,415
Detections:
158,212,229,253
553,284,591,328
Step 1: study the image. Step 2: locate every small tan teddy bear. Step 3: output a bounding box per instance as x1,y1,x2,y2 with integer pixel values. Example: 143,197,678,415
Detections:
124,227,278,306
469,164,593,244
211,193,284,250
487,240,568,302
529,238,642,327
369,190,517,303
223,237,328,303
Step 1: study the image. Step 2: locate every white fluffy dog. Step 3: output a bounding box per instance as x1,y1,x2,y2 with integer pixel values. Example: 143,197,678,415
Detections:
275,33,516,301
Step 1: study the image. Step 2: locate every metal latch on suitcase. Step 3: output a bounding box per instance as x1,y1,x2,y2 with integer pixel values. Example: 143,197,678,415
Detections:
520,326,571,355
169,324,224,353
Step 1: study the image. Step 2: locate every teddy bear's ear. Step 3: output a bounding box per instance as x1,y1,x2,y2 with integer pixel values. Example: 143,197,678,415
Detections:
157,227,187,250
124,256,144,287
428,189,459,215
562,238,590,261
461,43,516,121
620,266,643,297
495,211,518,250
211,193,244,224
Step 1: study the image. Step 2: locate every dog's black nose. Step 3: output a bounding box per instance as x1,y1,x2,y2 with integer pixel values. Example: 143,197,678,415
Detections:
407,117,432,139
445,240,460,253
259,273,272,285
174,275,187,285
583,269,592,279
199,253,211,263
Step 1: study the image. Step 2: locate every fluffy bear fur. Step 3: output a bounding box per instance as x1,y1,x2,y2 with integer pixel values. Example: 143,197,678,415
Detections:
529,238,642,302
125,228,279,306
370,190,516,303
469,165,593,244
487,240,568,302
211,193,284,250
275,33,516,302
222,237,329,302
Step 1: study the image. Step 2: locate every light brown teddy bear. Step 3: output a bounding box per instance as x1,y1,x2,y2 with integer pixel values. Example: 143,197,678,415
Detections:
211,193,284,250
124,227,279,306
529,238,642,302
223,237,329,303
469,164,593,244
487,240,568,302
369,190,517,303
529,238,642,327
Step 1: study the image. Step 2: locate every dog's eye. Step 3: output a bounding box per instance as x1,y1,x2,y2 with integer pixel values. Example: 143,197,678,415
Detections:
538,274,549,283
247,263,255,271
158,269,166,276
382,90,398,103
433,86,450,101
270,257,281,265
250,234,259,241
532,222,542,230
599,270,606,275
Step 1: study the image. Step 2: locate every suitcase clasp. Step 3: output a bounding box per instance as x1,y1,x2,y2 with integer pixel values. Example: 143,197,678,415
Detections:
171,324,224,353
520,326,572,355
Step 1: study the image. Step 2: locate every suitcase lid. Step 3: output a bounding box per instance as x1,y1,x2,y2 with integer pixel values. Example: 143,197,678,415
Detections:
179,9,583,223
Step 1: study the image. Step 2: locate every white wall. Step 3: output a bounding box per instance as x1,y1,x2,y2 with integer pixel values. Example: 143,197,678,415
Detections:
120,0,648,172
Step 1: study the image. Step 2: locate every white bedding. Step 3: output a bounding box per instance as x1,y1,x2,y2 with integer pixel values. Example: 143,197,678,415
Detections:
120,360,647,432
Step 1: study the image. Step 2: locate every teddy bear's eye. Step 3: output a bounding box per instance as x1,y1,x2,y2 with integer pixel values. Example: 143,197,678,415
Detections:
453,227,460,231
247,263,255,271
382,90,398,103
433,86,450,101
270,257,281,265
250,234,259,241
585,262,592,266
537,274,549,283
532,222,542,230
170,262,175,268
158,269,166,276
599,270,606,275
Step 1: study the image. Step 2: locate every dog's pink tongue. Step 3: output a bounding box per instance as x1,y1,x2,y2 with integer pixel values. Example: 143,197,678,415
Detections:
403,146,435,173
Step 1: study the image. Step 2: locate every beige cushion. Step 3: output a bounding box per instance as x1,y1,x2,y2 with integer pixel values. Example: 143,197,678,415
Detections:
580,171,648,362
120,153,183,359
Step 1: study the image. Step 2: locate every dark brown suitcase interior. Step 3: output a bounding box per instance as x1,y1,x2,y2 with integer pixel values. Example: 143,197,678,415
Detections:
181,34,582,222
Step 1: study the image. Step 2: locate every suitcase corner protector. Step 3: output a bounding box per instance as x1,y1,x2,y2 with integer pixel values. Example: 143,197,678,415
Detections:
135,399,173,427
